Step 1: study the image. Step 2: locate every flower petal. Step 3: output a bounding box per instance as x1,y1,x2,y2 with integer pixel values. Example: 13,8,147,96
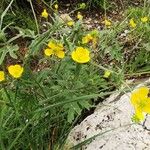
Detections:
57,43,64,51
71,47,90,63
134,108,145,122
8,65,24,78
131,86,149,106
48,41,56,49
142,98,150,114
55,50,65,59
41,9,48,19
0,71,5,82
103,70,111,78
44,48,53,56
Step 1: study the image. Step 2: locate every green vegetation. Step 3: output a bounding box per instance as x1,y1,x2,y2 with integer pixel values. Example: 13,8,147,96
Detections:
0,0,150,149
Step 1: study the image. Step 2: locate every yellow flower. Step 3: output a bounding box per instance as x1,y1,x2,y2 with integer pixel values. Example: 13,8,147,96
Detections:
44,48,53,56
82,34,93,44
71,47,90,63
132,109,144,123
103,70,111,78
0,71,5,82
82,30,99,47
103,19,111,27
8,64,24,78
129,18,136,28
41,9,48,19
131,87,149,106
54,4,58,10
44,41,65,59
141,16,148,23
67,21,74,27
77,12,83,20
130,87,150,122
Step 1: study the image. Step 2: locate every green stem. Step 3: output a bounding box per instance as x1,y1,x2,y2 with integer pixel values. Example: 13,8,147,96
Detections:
0,0,14,30
55,60,62,74
0,132,6,150
29,0,39,34
14,81,19,102
91,61,114,74
125,71,150,76
33,78,47,99
0,109,6,150
3,85,13,107
5,33,23,45
8,121,31,150
74,63,81,80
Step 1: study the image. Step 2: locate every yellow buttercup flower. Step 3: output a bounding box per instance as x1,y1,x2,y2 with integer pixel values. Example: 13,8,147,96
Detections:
103,70,111,78
54,4,58,10
44,41,65,59
141,16,148,23
82,30,99,47
41,9,48,19
129,18,136,28
67,21,74,27
0,71,5,82
44,48,53,56
131,87,149,106
77,12,83,20
132,109,144,123
82,34,93,44
71,47,90,63
8,64,24,78
103,19,111,27
130,86,150,122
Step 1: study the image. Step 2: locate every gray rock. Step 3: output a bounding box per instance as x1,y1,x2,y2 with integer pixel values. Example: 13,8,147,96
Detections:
66,84,150,150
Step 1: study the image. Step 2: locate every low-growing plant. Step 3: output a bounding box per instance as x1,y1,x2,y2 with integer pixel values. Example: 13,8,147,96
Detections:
0,2,119,149
0,0,150,149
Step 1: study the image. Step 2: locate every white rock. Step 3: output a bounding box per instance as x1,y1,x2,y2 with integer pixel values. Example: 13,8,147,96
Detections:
66,83,150,149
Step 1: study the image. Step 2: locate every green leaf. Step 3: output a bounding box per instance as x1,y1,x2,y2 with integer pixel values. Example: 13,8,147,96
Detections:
0,0,14,30
70,102,81,115
28,30,52,56
0,30,6,42
0,44,19,64
36,93,110,113
14,27,36,38
67,108,75,123
65,102,81,123
79,100,91,110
